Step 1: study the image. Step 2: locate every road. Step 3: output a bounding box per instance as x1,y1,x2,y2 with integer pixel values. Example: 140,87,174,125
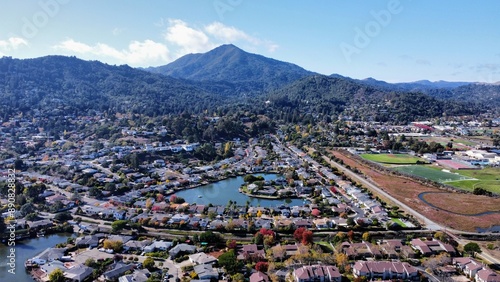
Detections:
321,154,443,231
321,153,500,264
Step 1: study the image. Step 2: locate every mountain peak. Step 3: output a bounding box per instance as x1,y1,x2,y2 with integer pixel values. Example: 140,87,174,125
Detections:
146,44,314,93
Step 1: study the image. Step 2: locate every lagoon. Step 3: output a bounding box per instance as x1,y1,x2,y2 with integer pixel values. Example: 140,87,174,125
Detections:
174,174,306,207
0,233,73,282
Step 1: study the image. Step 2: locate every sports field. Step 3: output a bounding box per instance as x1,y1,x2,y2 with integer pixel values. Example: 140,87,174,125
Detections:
360,154,424,164
394,165,473,182
394,165,500,194
448,167,500,193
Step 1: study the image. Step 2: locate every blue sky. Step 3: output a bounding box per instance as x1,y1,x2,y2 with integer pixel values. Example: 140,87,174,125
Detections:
1,0,500,83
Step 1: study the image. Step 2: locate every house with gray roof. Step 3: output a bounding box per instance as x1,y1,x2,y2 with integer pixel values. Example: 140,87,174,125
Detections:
144,240,172,253
103,262,134,281
194,264,218,280
169,243,196,258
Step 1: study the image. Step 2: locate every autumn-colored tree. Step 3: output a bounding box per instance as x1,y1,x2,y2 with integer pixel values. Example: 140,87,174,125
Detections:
255,261,269,272
271,245,286,262
231,273,245,282
362,232,370,242
145,198,153,210
335,253,349,273
336,231,346,241
169,194,177,203
226,239,237,250
434,231,447,242
347,230,354,242
156,193,164,202
294,227,306,242
301,230,314,245
103,239,123,253
264,234,275,248
259,228,275,238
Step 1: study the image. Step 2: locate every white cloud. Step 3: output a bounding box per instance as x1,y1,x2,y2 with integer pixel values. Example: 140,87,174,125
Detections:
164,20,278,58
51,20,277,66
204,22,258,44
54,39,170,66
0,37,28,51
164,19,214,55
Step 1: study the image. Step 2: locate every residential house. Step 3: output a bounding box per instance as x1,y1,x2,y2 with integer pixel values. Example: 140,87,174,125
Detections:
75,234,105,249
238,244,265,261
124,239,152,252
64,263,94,282
344,242,382,259
143,241,172,253
119,269,151,282
169,244,196,258
313,218,331,229
30,247,66,265
107,234,133,244
475,269,500,282
250,271,270,282
293,265,341,282
189,252,218,265
27,219,53,230
194,264,218,280
410,238,455,256
379,239,403,259
352,261,418,280
102,262,134,281
453,257,485,278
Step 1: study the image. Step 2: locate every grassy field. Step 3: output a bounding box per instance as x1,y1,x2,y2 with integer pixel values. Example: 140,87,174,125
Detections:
330,150,500,232
394,165,474,182
391,218,407,227
360,154,424,164
448,167,500,193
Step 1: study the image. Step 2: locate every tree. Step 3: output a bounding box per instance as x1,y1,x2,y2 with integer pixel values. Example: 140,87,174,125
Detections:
48,268,65,282
226,239,237,250
434,231,447,242
294,227,306,242
464,242,481,257
54,212,72,222
335,253,349,273
199,231,222,244
143,257,155,271
88,186,102,198
347,230,354,242
20,202,36,216
362,232,370,242
111,220,128,233
218,249,243,274
335,231,346,243
85,258,96,267
301,230,314,245
231,273,245,282
255,261,269,272
103,239,123,253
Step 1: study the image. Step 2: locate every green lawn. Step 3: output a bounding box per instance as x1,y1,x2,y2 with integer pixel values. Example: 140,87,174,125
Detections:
394,165,472,182
391,218,406,227
360,154,424,164
394,166,500,194
448,167,500,193
315,241,334,252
